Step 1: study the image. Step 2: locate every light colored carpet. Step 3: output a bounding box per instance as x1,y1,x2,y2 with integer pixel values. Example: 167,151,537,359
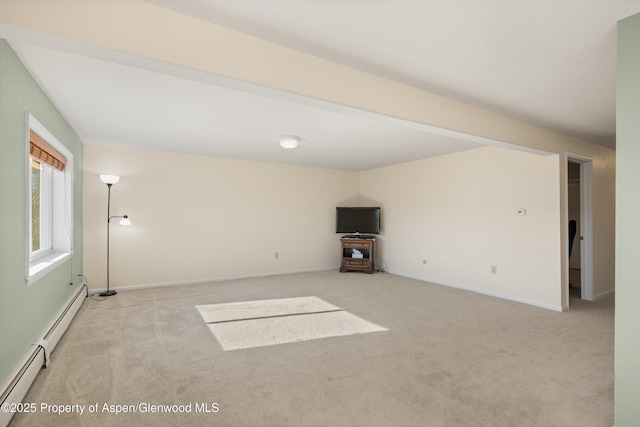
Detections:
8,271,614,426
197,296,386,351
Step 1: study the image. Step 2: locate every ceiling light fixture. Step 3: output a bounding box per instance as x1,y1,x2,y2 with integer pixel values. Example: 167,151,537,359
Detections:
278,135,300,149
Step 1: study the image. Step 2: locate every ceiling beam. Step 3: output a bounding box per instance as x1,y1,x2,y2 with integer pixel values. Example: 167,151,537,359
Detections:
0,0,606,155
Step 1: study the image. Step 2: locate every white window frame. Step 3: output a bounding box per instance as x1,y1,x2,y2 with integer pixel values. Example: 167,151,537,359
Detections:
26,114,74,285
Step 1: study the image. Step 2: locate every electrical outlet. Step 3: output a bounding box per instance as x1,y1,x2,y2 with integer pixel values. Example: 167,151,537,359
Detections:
491,265,498,274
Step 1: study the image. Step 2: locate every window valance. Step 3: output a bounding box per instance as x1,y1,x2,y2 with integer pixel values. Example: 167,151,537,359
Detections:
30,130,66,171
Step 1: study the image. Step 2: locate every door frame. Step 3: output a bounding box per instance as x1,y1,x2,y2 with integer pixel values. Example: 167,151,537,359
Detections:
566,153,594,301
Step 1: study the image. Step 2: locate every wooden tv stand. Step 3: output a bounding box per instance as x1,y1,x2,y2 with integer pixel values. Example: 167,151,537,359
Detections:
340,237,375,274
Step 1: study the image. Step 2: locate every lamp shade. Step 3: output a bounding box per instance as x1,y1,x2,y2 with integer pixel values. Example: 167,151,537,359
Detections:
100,174,120,185
278,135,300,149
119,216,131,226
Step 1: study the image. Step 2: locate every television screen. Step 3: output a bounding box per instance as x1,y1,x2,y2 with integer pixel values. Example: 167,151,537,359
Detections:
335,207,381,235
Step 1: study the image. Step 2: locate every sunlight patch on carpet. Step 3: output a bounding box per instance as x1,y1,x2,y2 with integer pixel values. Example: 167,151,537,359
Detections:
196,296,340,323
196,296,387,351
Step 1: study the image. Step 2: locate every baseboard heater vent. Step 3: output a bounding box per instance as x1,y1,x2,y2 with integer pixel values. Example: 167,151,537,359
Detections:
0,284,87,427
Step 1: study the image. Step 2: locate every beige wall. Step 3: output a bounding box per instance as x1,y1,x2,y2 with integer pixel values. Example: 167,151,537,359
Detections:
360,140,615,310
361,146,563,310
590,150,616,298
83,145,359,290
83,142,615,311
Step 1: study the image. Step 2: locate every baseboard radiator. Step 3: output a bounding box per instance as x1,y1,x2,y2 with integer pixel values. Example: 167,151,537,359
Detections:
0,284,87,427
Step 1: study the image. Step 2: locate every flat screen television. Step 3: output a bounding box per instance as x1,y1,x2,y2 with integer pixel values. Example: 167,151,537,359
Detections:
335,207,381,236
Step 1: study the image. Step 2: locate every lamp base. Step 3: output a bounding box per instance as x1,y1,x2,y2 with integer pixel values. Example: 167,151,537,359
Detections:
98,290,117,297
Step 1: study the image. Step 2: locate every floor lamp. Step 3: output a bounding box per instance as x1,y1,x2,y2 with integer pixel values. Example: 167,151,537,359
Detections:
99,174,131,297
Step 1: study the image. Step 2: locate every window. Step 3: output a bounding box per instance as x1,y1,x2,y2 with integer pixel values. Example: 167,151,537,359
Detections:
31,158,52,256
26,114,73,285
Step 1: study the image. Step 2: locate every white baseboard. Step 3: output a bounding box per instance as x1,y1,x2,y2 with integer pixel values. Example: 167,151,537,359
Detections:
91,268,568,312
0,284,87,427
388,270,565,312
89,266,339,295
594,288,615,300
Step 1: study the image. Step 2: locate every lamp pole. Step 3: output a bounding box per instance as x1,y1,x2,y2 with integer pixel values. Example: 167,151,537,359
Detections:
98,174,130,297
100,183,117,297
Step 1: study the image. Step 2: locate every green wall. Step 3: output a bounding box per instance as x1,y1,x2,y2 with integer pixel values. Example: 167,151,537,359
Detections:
615,12,640,427
0,39,83,384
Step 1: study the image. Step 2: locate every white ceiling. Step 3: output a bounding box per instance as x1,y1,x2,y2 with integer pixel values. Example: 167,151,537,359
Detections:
4,0,639,170
5,39,483,171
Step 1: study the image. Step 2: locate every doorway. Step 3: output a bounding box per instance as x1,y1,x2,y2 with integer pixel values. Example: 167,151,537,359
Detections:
567,155,594,302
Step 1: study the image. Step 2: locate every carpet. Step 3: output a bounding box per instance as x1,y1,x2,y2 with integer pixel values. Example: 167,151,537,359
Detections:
196,296,387,350
8,271,614,426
